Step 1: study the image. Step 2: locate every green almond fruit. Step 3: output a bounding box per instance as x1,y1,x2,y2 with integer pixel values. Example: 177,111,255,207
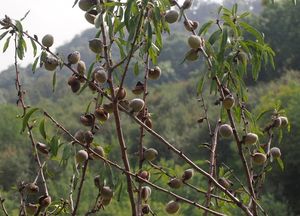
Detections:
165,10,179,24
42,34,54,48
165,200,180,214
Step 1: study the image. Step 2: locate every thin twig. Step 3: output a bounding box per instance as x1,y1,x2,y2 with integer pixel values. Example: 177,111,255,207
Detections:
99,6,137,214
72,160,89,216
69,174,76,212
13,33,49,216
214,76,257,215
0,197,9,216
42,112,226,216
204,120,221,215
222,163,268,216
148,162,233,203
117,10,145,92
17,24,252,216
137,53,150,215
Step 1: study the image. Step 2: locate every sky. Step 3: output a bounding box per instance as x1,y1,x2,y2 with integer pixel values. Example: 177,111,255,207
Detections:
0,0,222,72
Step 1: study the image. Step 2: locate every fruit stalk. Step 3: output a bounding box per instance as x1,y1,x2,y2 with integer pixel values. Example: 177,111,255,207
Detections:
213,77,258,215
72,159,89,216
13,34,49,215
204,121,221,215
137,53,150,215
20,25,252,216
43,110,226,216
99,12,137,215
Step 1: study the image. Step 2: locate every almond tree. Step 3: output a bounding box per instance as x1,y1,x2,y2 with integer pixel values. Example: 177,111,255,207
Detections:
0,0,289,215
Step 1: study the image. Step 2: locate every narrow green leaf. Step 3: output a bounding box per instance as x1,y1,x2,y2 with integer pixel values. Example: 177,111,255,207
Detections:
20,10,30,21
220,28,228,50
146,22,153,51
0,31,9,41
149,44,158,65
208,29,222,45
49,136,60,157
276,157,284,171
239,21,264,44
87,62,95,80
222,15,239,36
256,109,272,121
32,56,39,73
21,107,40,132
17,36,25,60
198,20,214,36
21,36,27,51
52,71,56,92
61,145,72,162
3,36,11,53
278,128,283,144
252,55,261,81
197,75,205,95
15,20,23,32
94,13,103,29
115,38,126,59
30,38,37,57
117,182,123,201
239,12,250,19
106,14,114,39
124,0,134,29
104,1,124,6
72,0,79,7
154,24,162,50
85,100,92,114
217,6,223,15
134,62,139,76
114,19,126,35
39,118,47,140
217,28,228,62
232,3,238,16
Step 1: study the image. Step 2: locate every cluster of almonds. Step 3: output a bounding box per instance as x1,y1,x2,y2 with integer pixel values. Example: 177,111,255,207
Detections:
74,130,105,163
164,169,194,214
136,168,193,214
23,182,52,215
94,175,114,207
218,92,287,167
167,168,194,189
163,0,201,62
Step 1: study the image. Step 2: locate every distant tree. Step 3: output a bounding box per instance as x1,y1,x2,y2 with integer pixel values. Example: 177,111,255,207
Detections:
254,1,300,80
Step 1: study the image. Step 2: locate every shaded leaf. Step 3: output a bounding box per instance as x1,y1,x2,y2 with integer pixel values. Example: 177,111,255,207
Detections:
208,29,222,45
276,157,284,171
198,20,214,36
134,61,139,76
240,21,264,44
3,36,11,53
30,38,37,57
72,0,79,8
49,136,60,157
15,20,23,32
21,107,40,132
116,182,123,201
52,70,56,92
20,10,30,21
0,30,9,41
32,56,39,73
39,118,47,140
197,74,205,95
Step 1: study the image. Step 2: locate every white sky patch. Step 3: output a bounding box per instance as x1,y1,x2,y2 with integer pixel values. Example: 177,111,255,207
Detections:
0,0,222,72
